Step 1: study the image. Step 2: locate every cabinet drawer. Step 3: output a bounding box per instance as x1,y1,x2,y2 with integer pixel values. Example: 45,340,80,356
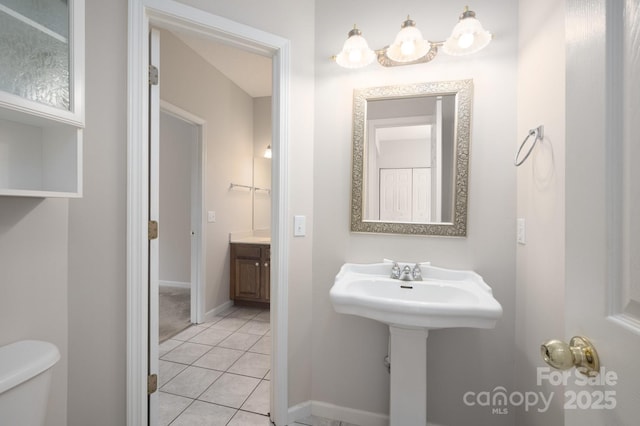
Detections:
234,245,262,259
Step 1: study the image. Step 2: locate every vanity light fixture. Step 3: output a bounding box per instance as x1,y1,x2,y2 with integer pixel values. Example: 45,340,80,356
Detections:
334,6,491,68
263,145,272,159
385,16,430,63
442,6,492,55
334,26,376,69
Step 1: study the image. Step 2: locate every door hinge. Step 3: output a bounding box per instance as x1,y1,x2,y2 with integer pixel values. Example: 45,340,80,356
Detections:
148,374,158,394
148,220,158,240
148,65,159,85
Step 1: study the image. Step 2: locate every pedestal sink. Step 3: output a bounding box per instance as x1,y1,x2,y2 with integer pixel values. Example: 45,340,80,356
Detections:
330,262,502,425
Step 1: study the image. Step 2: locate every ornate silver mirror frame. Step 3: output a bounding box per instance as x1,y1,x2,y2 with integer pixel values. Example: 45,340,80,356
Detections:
350,79,473,236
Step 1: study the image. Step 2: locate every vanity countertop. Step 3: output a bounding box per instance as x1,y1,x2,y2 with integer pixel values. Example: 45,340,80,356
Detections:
230,236,271,245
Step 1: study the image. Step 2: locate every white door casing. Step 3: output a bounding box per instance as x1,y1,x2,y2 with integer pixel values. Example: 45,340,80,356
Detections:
127,1,291,425
565,0,640,424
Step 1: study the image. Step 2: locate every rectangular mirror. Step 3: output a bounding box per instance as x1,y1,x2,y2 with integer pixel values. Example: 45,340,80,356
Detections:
253,156,271,231
351,79,472,236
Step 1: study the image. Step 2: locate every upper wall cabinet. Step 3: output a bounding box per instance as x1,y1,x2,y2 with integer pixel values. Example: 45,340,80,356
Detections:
0,0,84,197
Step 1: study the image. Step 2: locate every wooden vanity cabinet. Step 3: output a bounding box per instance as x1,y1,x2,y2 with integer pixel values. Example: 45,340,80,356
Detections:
230,243,270,307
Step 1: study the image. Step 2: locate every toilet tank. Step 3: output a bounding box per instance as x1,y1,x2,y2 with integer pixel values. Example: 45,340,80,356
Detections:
0,340,60,426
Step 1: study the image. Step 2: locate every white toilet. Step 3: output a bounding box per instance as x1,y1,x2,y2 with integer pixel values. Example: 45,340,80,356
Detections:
0,340,60,426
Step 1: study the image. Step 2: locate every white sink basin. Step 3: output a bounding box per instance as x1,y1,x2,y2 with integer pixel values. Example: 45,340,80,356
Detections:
330,262,503,425
330,262,502,330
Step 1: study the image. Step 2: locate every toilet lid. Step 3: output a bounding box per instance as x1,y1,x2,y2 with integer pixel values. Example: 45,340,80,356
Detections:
0,340,60,394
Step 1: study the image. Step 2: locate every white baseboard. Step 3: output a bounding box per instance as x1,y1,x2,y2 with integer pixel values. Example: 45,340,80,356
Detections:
287,400,446,426
159,280,190,289
288,400,388,426
312,401,389,426
288,400,311,424
202,300,234,323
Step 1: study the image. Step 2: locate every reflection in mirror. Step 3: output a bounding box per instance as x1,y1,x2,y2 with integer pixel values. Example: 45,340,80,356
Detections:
365,95,456,223
351,79,472,236
253,157,271,231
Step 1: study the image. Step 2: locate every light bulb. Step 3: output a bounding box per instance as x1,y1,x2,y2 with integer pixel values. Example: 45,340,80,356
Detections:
400,40,415,56
385,17,429,63
334,25,376,69
348,48,363,63
457,32,475,49
442,7,492,56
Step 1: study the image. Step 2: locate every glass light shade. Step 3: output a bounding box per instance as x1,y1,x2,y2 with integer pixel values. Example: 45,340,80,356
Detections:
386,18,430,63
264,145,272,159
442,9,492,56
335,27,376,69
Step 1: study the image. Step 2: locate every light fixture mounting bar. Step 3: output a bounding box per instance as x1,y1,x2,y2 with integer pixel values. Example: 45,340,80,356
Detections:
376,44,439,67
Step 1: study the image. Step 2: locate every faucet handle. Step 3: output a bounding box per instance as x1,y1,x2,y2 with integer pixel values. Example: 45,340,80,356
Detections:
390,262,401,279
412,264,422,281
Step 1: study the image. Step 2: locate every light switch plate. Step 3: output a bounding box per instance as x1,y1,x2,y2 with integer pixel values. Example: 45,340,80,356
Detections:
517,218,526,245
294,215,306,236
208,211,216,223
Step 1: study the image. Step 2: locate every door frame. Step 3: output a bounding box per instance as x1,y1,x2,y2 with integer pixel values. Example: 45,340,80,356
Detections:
159,100,206,325
126,1,291,425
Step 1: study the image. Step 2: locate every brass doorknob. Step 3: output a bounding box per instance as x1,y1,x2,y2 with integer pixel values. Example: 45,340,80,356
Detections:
540,336,600,377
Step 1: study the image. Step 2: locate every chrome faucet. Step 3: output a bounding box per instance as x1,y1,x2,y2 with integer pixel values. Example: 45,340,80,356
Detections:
390,262,401,279
412,263,422,281
400,265,413,281
390,262,422,281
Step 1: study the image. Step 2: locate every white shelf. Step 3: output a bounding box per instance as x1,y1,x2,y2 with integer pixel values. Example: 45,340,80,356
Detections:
0,188,81,198
0,117,82,197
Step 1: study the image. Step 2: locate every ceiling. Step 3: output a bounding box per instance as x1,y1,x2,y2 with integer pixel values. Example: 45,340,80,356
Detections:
174,31,272,98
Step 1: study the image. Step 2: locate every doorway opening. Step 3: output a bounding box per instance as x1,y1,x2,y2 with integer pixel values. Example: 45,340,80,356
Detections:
158,103,205,341
155,28,274,424
127,1,291,425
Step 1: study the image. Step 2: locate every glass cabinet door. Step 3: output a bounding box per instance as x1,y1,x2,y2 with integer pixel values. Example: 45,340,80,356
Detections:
0,0,81,124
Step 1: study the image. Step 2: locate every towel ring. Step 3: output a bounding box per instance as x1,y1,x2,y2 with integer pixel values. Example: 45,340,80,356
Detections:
515,125,544,167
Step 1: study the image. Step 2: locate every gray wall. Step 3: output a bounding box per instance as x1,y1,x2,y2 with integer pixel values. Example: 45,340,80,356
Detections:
67,0,128,424
515,0,566,424
313,1,518,425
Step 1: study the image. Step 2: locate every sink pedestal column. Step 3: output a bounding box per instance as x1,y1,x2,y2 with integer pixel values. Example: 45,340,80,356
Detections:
389,326,429,426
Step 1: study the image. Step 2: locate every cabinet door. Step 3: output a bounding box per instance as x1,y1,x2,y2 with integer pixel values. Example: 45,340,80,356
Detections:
234,258,261,300
0,0,84,125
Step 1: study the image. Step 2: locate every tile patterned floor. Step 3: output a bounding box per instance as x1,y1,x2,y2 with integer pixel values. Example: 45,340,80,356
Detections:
159,306,358,426
159,306,272,425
